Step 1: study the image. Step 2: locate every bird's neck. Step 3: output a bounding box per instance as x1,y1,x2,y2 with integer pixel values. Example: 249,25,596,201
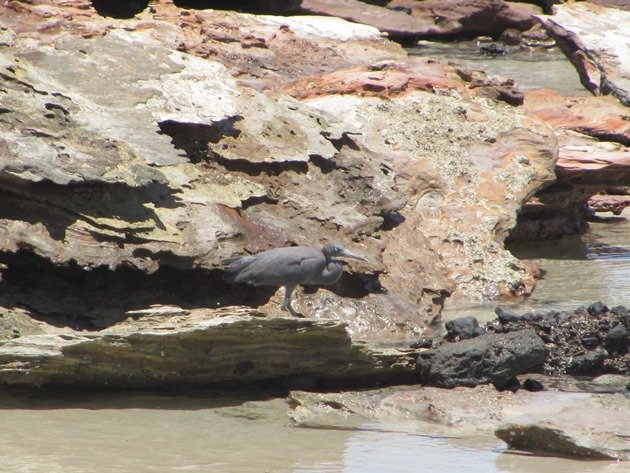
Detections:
322,259,343,283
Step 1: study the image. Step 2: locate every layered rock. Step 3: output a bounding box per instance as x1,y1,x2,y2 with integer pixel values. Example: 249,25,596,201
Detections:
0,308,419,388
0,0,407,91
510,89,630,240
538,3,630,107
0,0,560,388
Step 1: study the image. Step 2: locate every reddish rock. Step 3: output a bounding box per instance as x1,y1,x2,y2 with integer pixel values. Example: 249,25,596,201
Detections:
281,59,466,100
586,0,630,11
282,58,524,106
588,194,630,215
388,0,542,37
301,0,434,38
538,3,630,106
523,89,630,145
555,131,630,185
0,0,407,90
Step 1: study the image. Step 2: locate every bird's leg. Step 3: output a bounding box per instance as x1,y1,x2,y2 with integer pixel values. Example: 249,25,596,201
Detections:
280,285,301,317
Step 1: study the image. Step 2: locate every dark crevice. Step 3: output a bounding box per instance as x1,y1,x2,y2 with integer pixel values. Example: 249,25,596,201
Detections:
240,195,278,210
158,118,242,163
0,176,178,242
210,154,309,176
173,0,301,14
308,154,339,174
303,271,387,299
321,132,361,151
0,250,276,330
91,0,149,18
379,210,406,231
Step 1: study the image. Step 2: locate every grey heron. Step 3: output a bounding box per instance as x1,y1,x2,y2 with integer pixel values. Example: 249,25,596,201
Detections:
222,243,368,317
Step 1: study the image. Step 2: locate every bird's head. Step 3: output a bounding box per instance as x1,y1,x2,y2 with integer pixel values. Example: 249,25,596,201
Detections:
322,243,368,262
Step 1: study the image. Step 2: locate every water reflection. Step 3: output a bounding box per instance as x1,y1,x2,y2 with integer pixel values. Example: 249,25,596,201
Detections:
407,40,590,96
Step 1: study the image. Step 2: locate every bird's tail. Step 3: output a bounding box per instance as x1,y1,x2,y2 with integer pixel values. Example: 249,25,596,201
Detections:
221,256,253,283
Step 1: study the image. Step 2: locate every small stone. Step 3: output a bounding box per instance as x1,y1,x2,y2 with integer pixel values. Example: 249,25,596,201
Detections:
604,324,628,354
410,338,433,349
588,302,608,317
574,306,588,317
521,312,543,323
580,335,600,349
523,378,544,392
566,350,606,375
534,322,553,334
444,316,484,341
611,306,630,328
499,28,521,45
479,43,510,55
495,306,521,324
497,376,521,392
554,311,573,324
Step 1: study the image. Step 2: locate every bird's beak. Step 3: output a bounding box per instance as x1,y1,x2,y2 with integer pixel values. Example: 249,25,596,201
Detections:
339,249,369,263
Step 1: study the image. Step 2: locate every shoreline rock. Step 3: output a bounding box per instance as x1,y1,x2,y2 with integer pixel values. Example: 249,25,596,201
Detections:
0,308,419,389
489,303,629,376
416,329,547,389
537,3,630,106
289,385,630,460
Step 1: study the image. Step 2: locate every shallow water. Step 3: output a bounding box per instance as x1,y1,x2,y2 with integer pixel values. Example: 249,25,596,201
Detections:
444,209,630,323
0,391,626,473
408,40,590,96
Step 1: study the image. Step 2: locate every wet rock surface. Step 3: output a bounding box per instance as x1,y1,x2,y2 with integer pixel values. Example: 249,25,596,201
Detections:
289,385,630,460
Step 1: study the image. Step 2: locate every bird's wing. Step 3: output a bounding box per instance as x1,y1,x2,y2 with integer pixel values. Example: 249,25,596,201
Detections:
226,247,323,286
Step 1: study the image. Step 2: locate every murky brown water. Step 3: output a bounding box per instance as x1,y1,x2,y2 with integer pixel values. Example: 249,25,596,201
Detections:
0,390,626,473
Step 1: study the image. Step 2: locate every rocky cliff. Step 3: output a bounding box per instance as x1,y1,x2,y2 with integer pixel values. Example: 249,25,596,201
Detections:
0,0,625,389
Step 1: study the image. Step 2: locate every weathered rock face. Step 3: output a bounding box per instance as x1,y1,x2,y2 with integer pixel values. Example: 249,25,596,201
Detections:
300,0,433,39
415,329,547,388
289,386,630,460
509,89,630,240
538,3,630,107
388,0,542,37
0,0,559,388
0,0,407,91
300,0,544,40
283,60,557,300
0,308,419,389
0,25,420,338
